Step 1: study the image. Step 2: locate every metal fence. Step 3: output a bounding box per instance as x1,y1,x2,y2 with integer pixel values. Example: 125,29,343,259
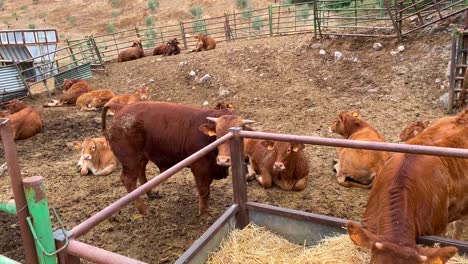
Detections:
448,26,468,113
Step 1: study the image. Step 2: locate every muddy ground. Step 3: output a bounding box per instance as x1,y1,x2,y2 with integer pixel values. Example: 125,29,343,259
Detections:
0,24,466,263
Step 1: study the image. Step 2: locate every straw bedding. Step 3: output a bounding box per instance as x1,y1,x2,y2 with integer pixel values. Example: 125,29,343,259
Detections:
207,224,468,264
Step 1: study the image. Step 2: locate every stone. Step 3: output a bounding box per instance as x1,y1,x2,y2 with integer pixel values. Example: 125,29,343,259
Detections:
310,43,321,49
334,51,343,60
199,74,212,83
373,43,383,51
202,101,209,107
319,49,326,55
397,45,405,52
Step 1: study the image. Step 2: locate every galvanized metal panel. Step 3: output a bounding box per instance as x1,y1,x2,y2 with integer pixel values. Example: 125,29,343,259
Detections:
0,45,32,62
54,63,92,88
0,65,28,103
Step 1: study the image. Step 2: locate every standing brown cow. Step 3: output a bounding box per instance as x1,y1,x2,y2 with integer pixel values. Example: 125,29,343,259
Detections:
1,100,42,140
102,102,254,217
245,140,309,191
118,39,145,62
44,80,94,107
329,110,390,188
192,34,216,52
346,109,468,264
398,120,430,141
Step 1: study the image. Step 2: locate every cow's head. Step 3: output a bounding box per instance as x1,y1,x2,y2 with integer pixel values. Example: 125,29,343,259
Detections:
199,115,255,167
73,138,107,162
329,110,361,138
398,120,430,142
132,39,143,49
346,221,457,264
213,102,234,110
135,87,150,100
262,141,305,172
4,99,28,114
62,79,79,91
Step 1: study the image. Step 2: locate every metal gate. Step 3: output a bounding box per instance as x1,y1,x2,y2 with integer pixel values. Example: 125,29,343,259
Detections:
53,63,92,89
0,64,28,104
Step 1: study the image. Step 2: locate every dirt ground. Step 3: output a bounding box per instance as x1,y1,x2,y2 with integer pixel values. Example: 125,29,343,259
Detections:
0,25,466,263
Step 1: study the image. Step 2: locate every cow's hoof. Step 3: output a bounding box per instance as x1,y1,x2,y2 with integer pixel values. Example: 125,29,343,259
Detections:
246,174,255,182
198,212,213,222
147,191,162,200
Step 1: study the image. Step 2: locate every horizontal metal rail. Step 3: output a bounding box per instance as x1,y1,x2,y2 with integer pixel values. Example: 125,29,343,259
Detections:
71,133,234,238
238,130,468,158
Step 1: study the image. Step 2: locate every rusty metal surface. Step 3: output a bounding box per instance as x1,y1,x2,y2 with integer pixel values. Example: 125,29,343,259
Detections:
66,239,146,264
238,130,468,158
0,118,38,264
71,133,234,238
175,204,238,264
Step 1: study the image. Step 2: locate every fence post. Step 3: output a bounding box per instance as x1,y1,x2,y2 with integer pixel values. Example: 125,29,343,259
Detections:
23,176,57,264
134,26,141,38
277,4,281,34
0,120,39,264
229,128,249,229
179,21,187,49
448,27,458,113
384,0,402,41
65,39,78,67
269,4,273,37
89,35,104,66
233,9,238,39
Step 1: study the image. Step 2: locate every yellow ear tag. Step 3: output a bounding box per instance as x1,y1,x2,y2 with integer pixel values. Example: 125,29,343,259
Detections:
431,257,443,264
267,145,274,151
292,146,299,152
352,112,359,117
208,130,216,137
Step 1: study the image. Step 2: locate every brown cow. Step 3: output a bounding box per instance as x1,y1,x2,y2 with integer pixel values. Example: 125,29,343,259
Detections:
118,39,145,62
153,43,168,56
75,90,116,111
192,34,216,52
62,79,81,91
44,80,94,107
213,102,234,110
103,87,150,116
346,109,468,264
245,140,309,191
398,120,430,142
0,100,42,140
72,137,117,176
153,38,181,56
102,101,253,217
329,110,390,188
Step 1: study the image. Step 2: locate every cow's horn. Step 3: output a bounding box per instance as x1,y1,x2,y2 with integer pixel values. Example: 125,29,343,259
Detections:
206,117,218,123
242,119,255,125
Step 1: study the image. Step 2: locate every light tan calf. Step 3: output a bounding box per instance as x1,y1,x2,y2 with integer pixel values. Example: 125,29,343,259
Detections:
72,137,117,176
103,87,150,115
76,90,116,111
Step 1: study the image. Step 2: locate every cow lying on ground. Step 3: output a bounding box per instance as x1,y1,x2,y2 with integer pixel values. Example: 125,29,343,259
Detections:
102,101,254,217
245,139,309,191
192,34,216,52
62,79,82,91
329,110,390,188
44,80,94,107
153,38,181,56
346,109,468,264
398,120,430,141
72,137,117,176
76,90,116,111
0,100,42,140
103,87,150,116
399,119,466,240
118,39,145,62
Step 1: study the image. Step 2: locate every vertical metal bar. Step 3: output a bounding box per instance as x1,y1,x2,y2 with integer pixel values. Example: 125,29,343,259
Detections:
465,9,468,29
229,128,249,229
0,119,39,264
354,0,358,30
233,9,238,39
54,230,80,264
295,4,298,32
89,35,104,66
179,22,187,49
448,27,458,113
269,4,273,37
23,176,57,264
134,26,140,38
112,33,119,59
385,0,403,41
65,39,78,67
277,4,281,34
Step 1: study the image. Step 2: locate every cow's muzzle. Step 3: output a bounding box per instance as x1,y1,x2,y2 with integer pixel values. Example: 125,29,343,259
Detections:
273,162,286,171
82,154,92,161
216,156,231,167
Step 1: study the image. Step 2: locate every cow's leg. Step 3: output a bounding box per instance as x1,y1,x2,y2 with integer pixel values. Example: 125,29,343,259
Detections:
121,163,147,215
80,162,89,176
256,171,272,189
76,156,84,172
138,158,161,199
190,163,212,219
246,162,256,182
292,177,307,191
95,164,116,176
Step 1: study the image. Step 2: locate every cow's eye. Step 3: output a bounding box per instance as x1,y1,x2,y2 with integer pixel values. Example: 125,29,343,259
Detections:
287,148,291,153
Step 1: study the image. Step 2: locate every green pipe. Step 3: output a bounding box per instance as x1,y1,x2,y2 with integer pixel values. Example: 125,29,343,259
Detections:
23,176,57,264
0,255,21,264
0,201,16,214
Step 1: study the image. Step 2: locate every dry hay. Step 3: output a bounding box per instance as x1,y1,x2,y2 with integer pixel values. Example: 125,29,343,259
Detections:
207,224,468,264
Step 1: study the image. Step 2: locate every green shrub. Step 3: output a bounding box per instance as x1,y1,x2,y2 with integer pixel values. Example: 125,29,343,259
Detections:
144,28,157,48
281,0,292,5
12,11,17,17
328,0,352,9
241,5,252,20
148,0,159,12
67,16,77,25
110,0,120,7
0,0,4,9
105,23,116,33
189,6,203,18
20,5,28,10
251,16,263,31
236,0,249,9
59,33,65,40
33,0,39,4
192,19,206,34
2,20,8,26
145,16,154,26
39,12,47,18
28,23,36,29
299,4,310,21
111,10,120,17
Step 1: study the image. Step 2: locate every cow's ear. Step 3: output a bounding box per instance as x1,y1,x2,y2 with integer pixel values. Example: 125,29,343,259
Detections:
261,140,274,151
346,221,375,250
227,103,234,110
96,141,104,148
199,124,216,137
292,143,305,152
72,141,82,150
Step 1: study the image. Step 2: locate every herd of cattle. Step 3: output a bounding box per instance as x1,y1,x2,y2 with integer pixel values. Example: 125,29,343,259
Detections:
0,35,467,263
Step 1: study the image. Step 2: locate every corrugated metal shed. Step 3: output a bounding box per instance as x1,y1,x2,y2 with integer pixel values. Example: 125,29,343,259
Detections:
0,45,32,62
54,63,92,88
0,65,28,104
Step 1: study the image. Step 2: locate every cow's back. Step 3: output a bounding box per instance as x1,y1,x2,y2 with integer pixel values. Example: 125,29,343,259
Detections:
9,107,42,140
108,101,231,172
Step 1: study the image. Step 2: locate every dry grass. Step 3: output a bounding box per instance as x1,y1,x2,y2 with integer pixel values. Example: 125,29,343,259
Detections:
207,224,468,264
